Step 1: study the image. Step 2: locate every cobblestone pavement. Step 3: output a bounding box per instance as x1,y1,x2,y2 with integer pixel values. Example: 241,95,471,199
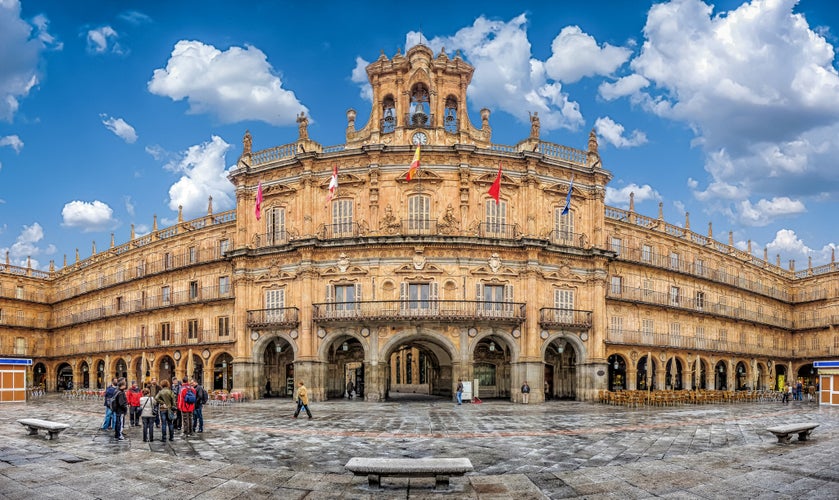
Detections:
1,394,838,499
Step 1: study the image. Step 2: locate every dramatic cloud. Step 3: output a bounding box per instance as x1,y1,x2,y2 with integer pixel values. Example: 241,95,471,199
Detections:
594,116,647,148
61,200,116,232
164,136,235,218
605,182,661,207
149,40,308,125
624,0,839,226
100,114,138,143
86,26,124,55
764,228,836,268
0,0,60,121
0,134,23,153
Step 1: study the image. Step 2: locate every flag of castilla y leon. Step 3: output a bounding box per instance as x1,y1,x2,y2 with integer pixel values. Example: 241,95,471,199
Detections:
255,181,263,220
406,146,420,181
488,161,502,204
327,164,338,203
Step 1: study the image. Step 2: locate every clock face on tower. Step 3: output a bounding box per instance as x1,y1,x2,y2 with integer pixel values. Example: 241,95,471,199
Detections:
412,132,428,145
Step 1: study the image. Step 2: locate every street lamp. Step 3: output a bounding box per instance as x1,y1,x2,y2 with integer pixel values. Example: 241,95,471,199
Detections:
275,342,282,353
489,341,495,352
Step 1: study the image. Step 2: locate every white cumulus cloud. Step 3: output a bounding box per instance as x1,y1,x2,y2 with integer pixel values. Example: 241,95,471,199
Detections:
737,197,806,227
148,40,308,125
544,26,632,83
0,222,56,269
100,114,137,143
165,136,235,218
0,134,23,153
86,26,124,55
61,200,116,232
594,116,647,148
605,183,661,207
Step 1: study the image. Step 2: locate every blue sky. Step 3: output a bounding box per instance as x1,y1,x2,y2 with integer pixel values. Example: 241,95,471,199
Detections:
2,0,839,271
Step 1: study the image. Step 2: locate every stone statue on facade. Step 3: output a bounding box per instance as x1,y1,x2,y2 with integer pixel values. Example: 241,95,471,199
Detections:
438,204,459,234
297,112,309,140
379,204,400,234
529,111,540,138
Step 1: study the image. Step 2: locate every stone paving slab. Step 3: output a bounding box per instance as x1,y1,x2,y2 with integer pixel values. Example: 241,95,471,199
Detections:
0,395,838,498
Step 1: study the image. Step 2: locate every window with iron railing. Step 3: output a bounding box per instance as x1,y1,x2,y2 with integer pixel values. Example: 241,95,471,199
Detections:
485,199,507,236
408,195,431,232
187,319,199,339
610,276,622,295
332,199,354,236
267,207,286,245
160,322,171,342
218,316,230,336
554,207,574,243
553,288,574,322
219,276,230,295
265,288,286,322
641,244,652,263
401,282,438,313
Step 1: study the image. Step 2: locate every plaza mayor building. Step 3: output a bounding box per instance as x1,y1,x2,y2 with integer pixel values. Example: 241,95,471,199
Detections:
2,44,838,404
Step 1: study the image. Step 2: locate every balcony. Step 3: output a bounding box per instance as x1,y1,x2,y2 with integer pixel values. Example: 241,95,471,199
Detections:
246,307,300,329
538,308,592,330
312,300,526,325
606,328,787,358
47,328,236,357
476,222,521,240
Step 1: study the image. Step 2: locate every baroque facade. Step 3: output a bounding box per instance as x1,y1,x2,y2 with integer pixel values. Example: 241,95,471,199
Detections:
2,44,838,403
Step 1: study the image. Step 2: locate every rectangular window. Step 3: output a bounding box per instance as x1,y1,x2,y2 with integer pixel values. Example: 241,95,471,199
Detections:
669,252,680,270
188,246,197,264
116,296,123,312
401,281,438,314
218,316,230,336
408,195,431,232
670,322,680,337
554,289,574,322
610,276,622,295
610,237,622,256
219,276,230,295
267,207,286,245
137,260,145,277
554,207,574,244
160,322,171,342
641,244,652,263
643,279,653,297
219,239,230,255
189,280,199,300
485,200,507,236
610,316,623,334
331,284,361,316
164,252,173,270
332,199,354,236
694,259,705,276
483,284,505,314
14,337,25,355
265,289,285,322
719,329,728,343
117,267,125,282
162,286,171,305
669,286,680,306
642,319,654,341
695,291,705,310
187,319,199,339
15,286,23,299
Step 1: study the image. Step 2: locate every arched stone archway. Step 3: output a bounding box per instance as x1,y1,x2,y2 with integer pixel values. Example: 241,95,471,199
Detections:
544,335,579,400
607,353,627,391
376,329,459,402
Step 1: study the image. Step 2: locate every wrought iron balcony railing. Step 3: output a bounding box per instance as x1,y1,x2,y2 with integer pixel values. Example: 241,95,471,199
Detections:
538,308,593,328
246,307,300,328
313,300,526,324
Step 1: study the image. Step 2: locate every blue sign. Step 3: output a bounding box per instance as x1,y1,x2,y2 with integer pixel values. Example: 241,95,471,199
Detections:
0,358,33,365
813,361,839,368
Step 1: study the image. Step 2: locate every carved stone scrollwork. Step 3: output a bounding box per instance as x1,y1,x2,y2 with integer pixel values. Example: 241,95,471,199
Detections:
437,204,460,235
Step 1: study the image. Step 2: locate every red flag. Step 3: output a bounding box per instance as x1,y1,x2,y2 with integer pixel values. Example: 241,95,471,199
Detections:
488,161,502,203
406,146,420,181
326,164,338,204
255,181,263,220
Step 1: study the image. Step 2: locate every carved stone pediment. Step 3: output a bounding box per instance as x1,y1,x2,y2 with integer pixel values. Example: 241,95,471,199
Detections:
395,263,443,274
544,181,576,197
320,172,365,189
263,183,296,197
255,265,298,282
320,265,368,277
396,168,443,184
470,266,518,277
474,171,516,187
543,264,585,282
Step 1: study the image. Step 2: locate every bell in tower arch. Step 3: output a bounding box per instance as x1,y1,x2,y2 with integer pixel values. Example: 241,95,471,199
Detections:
412,102,428,126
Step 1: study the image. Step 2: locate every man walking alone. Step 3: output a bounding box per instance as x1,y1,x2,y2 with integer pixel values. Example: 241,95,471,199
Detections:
293,381,313,419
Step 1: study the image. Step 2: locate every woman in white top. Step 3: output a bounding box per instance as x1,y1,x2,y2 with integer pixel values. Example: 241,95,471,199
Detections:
139,388,156,442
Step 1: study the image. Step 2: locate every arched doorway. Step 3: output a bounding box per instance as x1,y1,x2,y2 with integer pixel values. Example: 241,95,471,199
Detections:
608,354,626,391
689,358,708,390
56,363,73,391
159,355,176,383
34,363,47,389
325,335,364,399
546,337,576,399
263,337,294,398
472,335,511,399
715,361,727,390
115,358,127,380
735,361,748,390
80,361,90,388
797,363,816,388
188,353,204,385
774,362,786,391
379,332,455,401
665,358,683,390
636,355,656,390
96,360,105,388
213,353,233,391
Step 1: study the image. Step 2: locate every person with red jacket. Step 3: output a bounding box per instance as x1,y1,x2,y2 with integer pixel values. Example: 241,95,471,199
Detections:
126,380,143,427
177,377,196,437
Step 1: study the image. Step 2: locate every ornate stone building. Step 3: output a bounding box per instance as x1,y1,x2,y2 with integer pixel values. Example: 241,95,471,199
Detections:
2,44,837,403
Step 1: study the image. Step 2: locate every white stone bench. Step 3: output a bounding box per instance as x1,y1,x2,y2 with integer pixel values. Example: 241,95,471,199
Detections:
18,418,71,440
345,457,473,490
766,423,819,444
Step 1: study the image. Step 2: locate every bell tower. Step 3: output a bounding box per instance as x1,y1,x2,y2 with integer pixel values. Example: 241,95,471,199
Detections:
345,44,492,148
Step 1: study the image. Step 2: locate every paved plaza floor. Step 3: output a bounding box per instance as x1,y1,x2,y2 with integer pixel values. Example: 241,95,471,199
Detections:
0,393,837,499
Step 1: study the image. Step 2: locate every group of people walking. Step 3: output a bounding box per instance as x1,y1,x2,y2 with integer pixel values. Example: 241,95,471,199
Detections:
782,379,818,404
101,376,209,441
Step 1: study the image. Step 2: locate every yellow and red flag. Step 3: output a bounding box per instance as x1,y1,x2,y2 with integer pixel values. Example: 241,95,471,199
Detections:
406,146,420,181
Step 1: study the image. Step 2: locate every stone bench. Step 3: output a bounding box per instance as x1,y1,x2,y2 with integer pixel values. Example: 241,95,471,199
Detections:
18,418,71,440
345,457,473,490
766,423,819,444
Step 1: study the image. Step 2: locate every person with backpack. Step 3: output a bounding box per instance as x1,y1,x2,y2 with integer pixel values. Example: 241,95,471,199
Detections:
111,381,128,441
191,380,208,433
100,378,118,430
126,380,142,427
177,377,197,437
154,380,176,442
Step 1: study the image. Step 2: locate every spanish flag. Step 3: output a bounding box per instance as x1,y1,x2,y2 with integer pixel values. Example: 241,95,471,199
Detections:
406,146,420,181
